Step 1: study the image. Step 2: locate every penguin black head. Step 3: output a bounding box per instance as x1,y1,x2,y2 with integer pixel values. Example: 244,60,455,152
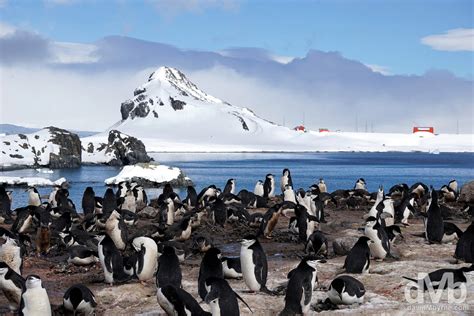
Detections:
241,235,257,247
0,261,10,274
365,216,377,224
162,245,176,256
357,236,373,245
282,169,290,176
25,275,43,289
206,247,222,259
331,277,346,294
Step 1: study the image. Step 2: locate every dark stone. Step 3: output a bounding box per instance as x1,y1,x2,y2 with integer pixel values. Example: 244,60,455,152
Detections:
153,111,158,118
133,87,146,96
149,98,154,105
20,143,28,149
159,100,164,106
18,134,27,140
136,94,146,102
9,154,23,159
233,114,249,131
46,127,82,169
130,102,150,119
87,143,94,153
169,97,186,110
104,130,152,166
120,100,134,120
34,135,39,139
3,141,10,145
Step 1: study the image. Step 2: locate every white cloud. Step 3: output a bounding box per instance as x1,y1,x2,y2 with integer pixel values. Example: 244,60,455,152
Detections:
0,21,16,37
50,42,99,64
421,28,474,52
365,64,391,75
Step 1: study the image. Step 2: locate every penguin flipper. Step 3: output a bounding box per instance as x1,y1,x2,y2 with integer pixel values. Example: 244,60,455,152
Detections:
402,276,418,283
234,291,253,313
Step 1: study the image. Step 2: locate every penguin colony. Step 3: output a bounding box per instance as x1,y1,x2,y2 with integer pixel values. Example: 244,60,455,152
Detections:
0,173,472,315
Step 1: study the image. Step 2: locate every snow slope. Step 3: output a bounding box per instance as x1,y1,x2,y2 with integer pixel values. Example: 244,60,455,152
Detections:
82,66,473,153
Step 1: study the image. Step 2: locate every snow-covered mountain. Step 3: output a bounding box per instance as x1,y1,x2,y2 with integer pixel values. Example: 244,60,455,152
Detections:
82,67,472,153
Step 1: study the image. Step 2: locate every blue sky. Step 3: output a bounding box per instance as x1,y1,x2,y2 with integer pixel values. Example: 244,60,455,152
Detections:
1,0,472,77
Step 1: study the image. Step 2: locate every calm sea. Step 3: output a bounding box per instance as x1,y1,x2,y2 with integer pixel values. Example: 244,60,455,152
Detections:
2,152,474,210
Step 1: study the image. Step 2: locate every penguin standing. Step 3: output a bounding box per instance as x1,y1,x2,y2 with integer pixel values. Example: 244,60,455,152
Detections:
327,275,365,305
63,284,97,316
0,261,25,311
425,189,444,243
121,190,137,213
394,194,416,226
27,187,42,207
0,187,12,222
448,179,458,193
102,188,117,215
198,247,224,300
280,169,293,193
223,179,236,195
280,256,319,315
132,236,158,283
156,246,182,288
354,178,367,191
344,236,372,273
263,174,276,198
254,180,264,197
318,178,327,193
205,277,252,316
19,275,51,316
35,223,51,256
240,235,272,293
283,185,296,203
364,216,391,260
260,203,283,239
105,210,128,250
157,284,211,316
81,187,96,216
366,186,384,219
0,236,22,274
183,186,198,209
306,230,328,257
97,234,130,285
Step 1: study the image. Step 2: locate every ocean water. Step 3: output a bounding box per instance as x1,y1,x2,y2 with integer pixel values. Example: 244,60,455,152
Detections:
2,152,474,210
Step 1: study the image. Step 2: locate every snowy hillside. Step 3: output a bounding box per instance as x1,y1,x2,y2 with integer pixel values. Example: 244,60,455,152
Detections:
1,127,82,169
82,67,473,153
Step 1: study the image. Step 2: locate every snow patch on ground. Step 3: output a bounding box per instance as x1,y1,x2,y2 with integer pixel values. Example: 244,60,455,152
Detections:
0,176,67,186
104,163,189,185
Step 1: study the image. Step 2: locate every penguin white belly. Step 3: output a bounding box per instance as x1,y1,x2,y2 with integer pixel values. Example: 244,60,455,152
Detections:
402,206,410,224
22,287,51,316
209,298,221,316
222,261,242,279
167,210,175,226
18,216,33,233
327,287,343,304
157,288,177,316
240,247,261,291
365,227,386,259
283,191,296,203
441,233,457,243
109,227,126,250
74,300,95,316
0,246,21,274
98,245,114,284
369,241,386,259
306,221,315,240
138,252,158,281
179,225,192,241
68,256,98,266
367,206,377,219
340,291,362,305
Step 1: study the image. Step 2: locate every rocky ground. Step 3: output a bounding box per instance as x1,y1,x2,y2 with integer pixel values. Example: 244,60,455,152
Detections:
1,201,473,315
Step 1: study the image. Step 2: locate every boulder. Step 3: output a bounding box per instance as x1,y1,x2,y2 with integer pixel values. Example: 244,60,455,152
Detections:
332,236,359,256
138,206,159,219
106,130,151,166
459,181,474,203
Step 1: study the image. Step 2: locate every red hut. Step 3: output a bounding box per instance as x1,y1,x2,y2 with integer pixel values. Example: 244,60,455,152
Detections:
413,127,434,134
294,125,306,132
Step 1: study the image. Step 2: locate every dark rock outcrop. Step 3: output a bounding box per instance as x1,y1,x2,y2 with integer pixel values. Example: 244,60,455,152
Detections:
82,130,152,166
47,127,82,168
106,130,151,166
120,100,134,120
